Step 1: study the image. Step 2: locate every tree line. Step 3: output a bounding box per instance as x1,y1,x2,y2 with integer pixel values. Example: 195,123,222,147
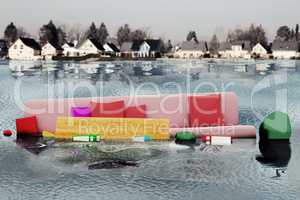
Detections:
2,21,173,51
186,24,300,53
3,21,299,52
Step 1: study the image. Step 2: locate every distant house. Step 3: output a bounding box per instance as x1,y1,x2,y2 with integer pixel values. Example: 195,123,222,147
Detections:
119,42,133,58
103,43,120,56
119,40,163,58
0,40,8,58
218,41,251,59
8,37,41,60
78,38,104,56
139,40,163,58
174,41,208,59
62,41,80,57
272,40,299,59
41,41,63,60
251,43,270,58
218,42,231,58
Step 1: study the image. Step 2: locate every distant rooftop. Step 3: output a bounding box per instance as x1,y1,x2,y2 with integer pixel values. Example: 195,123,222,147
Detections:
231,41,252,51
120,42,133,52
19,37,41,50
180,41,207,51
89,39,104,51
46,41,63,50
120,39,162,52
272,40,299,51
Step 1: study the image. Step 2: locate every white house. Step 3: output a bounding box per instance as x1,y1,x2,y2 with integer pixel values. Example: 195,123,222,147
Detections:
62,41,80,57
119,40,163,58
103,43,120,56
41,41,63,60
218,42,231,58
174,41,208,59
138,40,162,58
218,41,251,59
78,39,104,56
8,37,41,60
272,40,299,59
251,43,269,58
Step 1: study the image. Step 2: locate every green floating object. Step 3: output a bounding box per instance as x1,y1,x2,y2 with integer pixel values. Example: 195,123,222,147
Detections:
175,132,196,141
73,134,101,142
260,111,292,140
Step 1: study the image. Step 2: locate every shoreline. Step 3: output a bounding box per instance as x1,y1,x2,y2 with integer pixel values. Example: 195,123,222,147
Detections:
2,57,300,62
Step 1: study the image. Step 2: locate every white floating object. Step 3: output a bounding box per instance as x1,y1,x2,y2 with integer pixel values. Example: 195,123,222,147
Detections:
202,135,232,146
211,136,232,145
132,136,152,143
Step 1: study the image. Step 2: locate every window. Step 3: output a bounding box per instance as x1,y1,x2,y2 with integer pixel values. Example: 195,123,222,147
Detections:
20,45,24,49
14,45,17,49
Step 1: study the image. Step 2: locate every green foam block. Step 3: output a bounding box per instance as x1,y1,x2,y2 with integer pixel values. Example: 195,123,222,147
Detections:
175,132,196,141
260,111,292,140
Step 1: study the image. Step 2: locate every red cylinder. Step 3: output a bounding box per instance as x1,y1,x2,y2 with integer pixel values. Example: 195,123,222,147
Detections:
201,135,211,142
3,130,13,137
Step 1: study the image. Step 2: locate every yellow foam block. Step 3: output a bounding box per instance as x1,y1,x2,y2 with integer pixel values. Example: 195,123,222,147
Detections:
42,131,56,138
55,117,170,140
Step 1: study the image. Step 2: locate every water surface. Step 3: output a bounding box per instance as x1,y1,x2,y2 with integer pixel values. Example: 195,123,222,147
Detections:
0,59,299,200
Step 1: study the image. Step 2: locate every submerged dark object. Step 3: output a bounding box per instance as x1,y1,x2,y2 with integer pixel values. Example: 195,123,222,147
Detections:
16,135,48,155
259,111,292,140
256,139,291,168
257,112,292,168
88,160,139,170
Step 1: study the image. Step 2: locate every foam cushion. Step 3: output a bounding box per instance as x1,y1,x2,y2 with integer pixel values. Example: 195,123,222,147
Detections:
56,117,170,140
16,116,39,136
71,107,92,117
188,94,224,127
91,100,125,118
125,105,147,118
23,92,239,133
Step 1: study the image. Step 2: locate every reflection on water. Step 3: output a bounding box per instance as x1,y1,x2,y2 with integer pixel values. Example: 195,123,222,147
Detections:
256,139,291,177
16,136,48,155
256,121,292,178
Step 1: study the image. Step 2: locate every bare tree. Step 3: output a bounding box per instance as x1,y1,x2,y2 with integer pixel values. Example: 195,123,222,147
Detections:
276,26,291,41
186,31,198,43
4,22,18,44
84,22,98,41
17,27,31,38
97,22,109,44
57,27,66,46
65,24,84,42
226,24,268,47
296,24,299,41
39,20,59,45
130,29,147,41
209,34,220,54
117,24,131,45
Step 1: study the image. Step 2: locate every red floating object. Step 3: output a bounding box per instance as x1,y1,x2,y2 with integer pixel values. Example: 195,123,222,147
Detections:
3,130,13,137
201,135,211,143
16,116,39,136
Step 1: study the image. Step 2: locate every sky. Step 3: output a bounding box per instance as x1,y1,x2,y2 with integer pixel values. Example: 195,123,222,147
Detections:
0,0,299,42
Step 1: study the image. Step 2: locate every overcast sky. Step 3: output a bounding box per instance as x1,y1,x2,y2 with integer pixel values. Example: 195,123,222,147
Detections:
0,0,299,42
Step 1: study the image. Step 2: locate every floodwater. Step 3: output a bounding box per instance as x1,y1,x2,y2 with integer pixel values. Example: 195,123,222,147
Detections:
0,59,299,200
